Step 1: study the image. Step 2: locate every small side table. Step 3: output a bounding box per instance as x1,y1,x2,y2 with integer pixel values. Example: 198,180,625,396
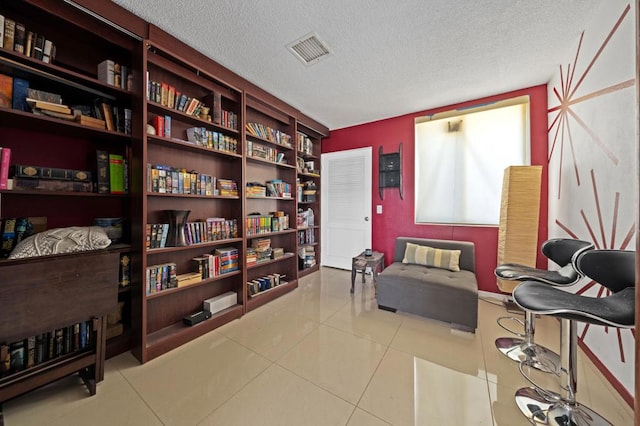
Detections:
351,251,385,293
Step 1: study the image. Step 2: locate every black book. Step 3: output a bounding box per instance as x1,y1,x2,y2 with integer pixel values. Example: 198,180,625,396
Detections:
9,340,25,373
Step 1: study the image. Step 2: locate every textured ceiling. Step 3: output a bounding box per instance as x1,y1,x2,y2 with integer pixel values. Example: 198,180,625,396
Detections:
111,0,604,130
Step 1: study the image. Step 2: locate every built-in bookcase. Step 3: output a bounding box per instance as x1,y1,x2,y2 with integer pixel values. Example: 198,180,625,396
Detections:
244,94,299,311
135,41,244,363
0,0,137,402
295,121,324,278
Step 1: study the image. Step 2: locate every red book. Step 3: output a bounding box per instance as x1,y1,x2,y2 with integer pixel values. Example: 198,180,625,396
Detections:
153,115,164,137
0,147,11,190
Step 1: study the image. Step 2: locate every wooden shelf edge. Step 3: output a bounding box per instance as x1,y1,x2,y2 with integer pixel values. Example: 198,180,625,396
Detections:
245,229,296,239
147,135,241,158
0,351,95,402
144,304,243,361
298,265,320,278
146,270,241,299
246,279,298,312
247,253,295,270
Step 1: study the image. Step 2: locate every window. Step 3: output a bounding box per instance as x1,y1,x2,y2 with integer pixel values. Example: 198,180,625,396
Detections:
414,96,530,225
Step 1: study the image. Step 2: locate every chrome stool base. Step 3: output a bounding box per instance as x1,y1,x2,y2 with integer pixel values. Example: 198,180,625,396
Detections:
495,337,561,374
515,387,612,426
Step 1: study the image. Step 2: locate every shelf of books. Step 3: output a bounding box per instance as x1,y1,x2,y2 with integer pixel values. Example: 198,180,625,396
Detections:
295,121,324,278
0,0,138,400
137,41,244,363
244,94,298,312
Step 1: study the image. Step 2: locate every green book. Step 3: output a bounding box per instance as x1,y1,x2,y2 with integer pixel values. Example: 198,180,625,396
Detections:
109,154,125,194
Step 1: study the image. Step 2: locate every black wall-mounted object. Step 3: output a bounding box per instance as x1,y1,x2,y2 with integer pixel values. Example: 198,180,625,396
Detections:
379,143,403,200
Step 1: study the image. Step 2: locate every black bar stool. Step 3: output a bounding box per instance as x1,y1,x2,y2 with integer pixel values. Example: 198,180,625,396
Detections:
512,249,635,426
494,238,594,373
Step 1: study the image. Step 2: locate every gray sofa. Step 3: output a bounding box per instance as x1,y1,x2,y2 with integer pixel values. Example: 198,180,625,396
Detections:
376,237,478,332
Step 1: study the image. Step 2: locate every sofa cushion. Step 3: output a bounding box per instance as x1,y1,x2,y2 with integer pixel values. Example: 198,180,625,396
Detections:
402,242,461,272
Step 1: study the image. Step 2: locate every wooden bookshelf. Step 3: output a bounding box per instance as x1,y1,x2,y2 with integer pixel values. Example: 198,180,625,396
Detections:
295,119,326,277
0,0,138,404
135,41,244,363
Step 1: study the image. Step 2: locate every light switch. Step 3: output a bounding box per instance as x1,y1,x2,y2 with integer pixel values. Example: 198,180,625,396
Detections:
376,205,383,214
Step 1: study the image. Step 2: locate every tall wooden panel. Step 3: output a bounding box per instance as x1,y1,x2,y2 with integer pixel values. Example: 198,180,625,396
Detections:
496,165,543,293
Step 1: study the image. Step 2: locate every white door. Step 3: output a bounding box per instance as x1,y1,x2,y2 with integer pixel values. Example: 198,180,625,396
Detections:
321,147,372,270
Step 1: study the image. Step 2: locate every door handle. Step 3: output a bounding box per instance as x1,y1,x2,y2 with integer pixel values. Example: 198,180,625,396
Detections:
365,217,369,221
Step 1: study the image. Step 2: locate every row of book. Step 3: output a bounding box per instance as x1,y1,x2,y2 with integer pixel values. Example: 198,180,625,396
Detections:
298,228,316,245
97,59,132,91
265,180,292,198
146,218,238,249
247,273,285,297
246,213,290,236
147,164,238,197
246,140,286,163
193,247,239,279
297,132,315,156
1,320,95,377
0,15,56,63
0,72,132,134
11,164,94,194
247,237,272,265
0,217,31,258
299,246,317,270
184,126,239,154
145,262,178,294
147,79,204,117
245,122,293,148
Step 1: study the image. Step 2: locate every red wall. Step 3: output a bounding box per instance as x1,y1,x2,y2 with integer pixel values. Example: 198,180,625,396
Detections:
322,85,549,293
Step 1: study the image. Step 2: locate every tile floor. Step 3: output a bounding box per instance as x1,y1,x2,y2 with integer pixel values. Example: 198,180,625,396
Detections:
2,267,635,425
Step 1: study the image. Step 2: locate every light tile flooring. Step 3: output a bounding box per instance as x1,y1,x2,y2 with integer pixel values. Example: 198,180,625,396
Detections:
3,267,635,425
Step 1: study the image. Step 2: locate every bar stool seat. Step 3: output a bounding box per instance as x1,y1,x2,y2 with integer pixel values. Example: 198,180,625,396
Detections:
512,249,635,426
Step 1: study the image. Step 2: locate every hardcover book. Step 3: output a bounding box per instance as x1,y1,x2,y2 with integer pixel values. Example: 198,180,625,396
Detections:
0,217,17,257
0,146,11,190
108,153,125,194
96,150,110,194
32,34,44,60
0,73,12,108
12,177,93,192
0,15,4,49
12,77,29,111
13,22,25,53
3,19,15,52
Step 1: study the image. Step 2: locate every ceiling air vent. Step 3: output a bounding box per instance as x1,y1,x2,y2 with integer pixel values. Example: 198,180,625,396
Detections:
287,32,332,66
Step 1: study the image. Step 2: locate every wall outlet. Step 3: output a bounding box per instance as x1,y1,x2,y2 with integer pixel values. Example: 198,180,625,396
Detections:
376,205,383,214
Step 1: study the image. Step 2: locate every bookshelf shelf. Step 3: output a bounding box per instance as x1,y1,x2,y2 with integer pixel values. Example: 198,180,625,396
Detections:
246,195,295,201
0,52,130,101
298,264,320,278
145,304,243,360
146,237,244,255
246,155,297,169
146,270,242,299
146,192,240,200
147,100,239,134
0,108,132,141
147,135,242,158
245,134,294,151
246,229,296,238
246,279,297,311
0,189,128,198
298,171,320,178
247,252,295,270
